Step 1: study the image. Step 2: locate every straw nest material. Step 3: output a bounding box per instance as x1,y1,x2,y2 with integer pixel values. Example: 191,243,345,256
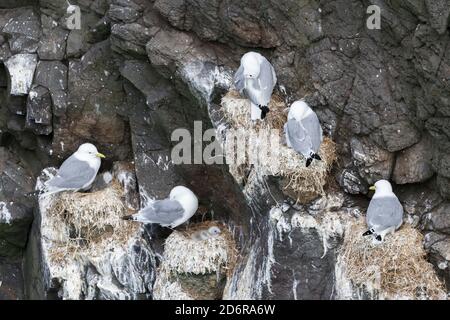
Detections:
221,90,337,202
164,221,237,276
153,221,238,300
45,181,138,263
337,219,447,300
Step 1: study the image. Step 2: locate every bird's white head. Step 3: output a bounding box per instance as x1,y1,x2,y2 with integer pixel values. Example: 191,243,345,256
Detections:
77,143,106,160
208,226,221,236
241,52,261,79
369,179,394,197
170,186,199,216
289,100,313,120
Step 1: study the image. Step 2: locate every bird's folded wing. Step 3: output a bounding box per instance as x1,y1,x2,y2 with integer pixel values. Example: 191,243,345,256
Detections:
46,155,97,189
286,119,311,155
367,197,403,229
234,65,245,93
301,113,323,153
258,59,276,104
137,199,185,225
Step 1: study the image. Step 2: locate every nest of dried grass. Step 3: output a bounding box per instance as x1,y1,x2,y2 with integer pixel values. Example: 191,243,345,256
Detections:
44,181,139,263
153,221,238,300
338,219,447,300
221,90,337,202
164,221,237,276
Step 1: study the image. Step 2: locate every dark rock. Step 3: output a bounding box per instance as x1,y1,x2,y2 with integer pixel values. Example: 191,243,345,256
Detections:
37,27,68,60
380,120,421,152
6,95,27,116
424,232,450,290
0,257,24,299
338,168,369,195
425,118,450,141
119,60,174,107
393,134,434,184
52,41,130,160
396,182,443,227
25,86,53,136
437,175,450,200
108,4,142,23
34,61,68,92
424,0,450,35
66,30,87,58
111,23,154,57
2,8,41,53
432,143,450,179
350,137,395,185
0,148,34,257
422,202,450,234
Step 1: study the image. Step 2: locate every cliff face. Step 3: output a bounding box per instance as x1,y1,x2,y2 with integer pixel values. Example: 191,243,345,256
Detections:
0,0,449,299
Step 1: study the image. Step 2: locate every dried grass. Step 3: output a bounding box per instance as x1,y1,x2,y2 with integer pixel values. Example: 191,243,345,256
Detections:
163,221,238,277
44,181,139,264
338,219,447,300
153,221,238,300
221,90,337,202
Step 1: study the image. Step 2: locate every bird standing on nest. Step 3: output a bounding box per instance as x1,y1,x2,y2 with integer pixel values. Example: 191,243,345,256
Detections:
284,100,323,167
234,51,277,121
42,143,105,196
122,186,198,228
363,180,403,243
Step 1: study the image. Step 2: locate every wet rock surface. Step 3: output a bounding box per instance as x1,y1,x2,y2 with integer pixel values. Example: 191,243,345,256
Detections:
0,0,448,299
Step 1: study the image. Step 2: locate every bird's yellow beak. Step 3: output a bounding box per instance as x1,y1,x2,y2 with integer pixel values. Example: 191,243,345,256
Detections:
96,152,106,158
369,185,376,191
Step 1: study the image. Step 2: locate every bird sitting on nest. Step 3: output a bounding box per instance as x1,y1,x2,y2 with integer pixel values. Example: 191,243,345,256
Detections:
363,180,403,243
122,186,198,229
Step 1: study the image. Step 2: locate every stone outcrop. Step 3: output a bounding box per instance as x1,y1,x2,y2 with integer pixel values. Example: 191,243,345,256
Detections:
0,0,448,299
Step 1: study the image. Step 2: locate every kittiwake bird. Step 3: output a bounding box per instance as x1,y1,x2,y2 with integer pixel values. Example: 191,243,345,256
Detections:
122,186,199,228
191,226,221,241
42,143,105,196
234,51,277,120
284,100,323,167
363,180,403,242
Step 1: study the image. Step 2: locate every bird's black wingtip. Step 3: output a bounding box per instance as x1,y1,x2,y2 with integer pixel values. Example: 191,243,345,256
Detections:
312,153,322,161
305,157,313,167
121,215,134,221
362,230,373,236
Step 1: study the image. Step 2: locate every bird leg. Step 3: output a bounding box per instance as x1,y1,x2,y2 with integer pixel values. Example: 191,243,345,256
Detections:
258,105,270,119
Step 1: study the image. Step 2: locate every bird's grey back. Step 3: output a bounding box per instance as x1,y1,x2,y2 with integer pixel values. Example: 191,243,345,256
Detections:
257,58,276,104
46,154,97,190
301,112,323,153
137,198,185,226
285,119,310,156
366,197,403,230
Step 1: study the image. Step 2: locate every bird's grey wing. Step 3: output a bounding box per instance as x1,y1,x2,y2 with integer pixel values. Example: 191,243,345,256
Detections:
301,113,323,153
136,199,185,226
234,65,245,93
257,58,276,105
286,119,311,156
366,197,404,230
46,155,97,190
